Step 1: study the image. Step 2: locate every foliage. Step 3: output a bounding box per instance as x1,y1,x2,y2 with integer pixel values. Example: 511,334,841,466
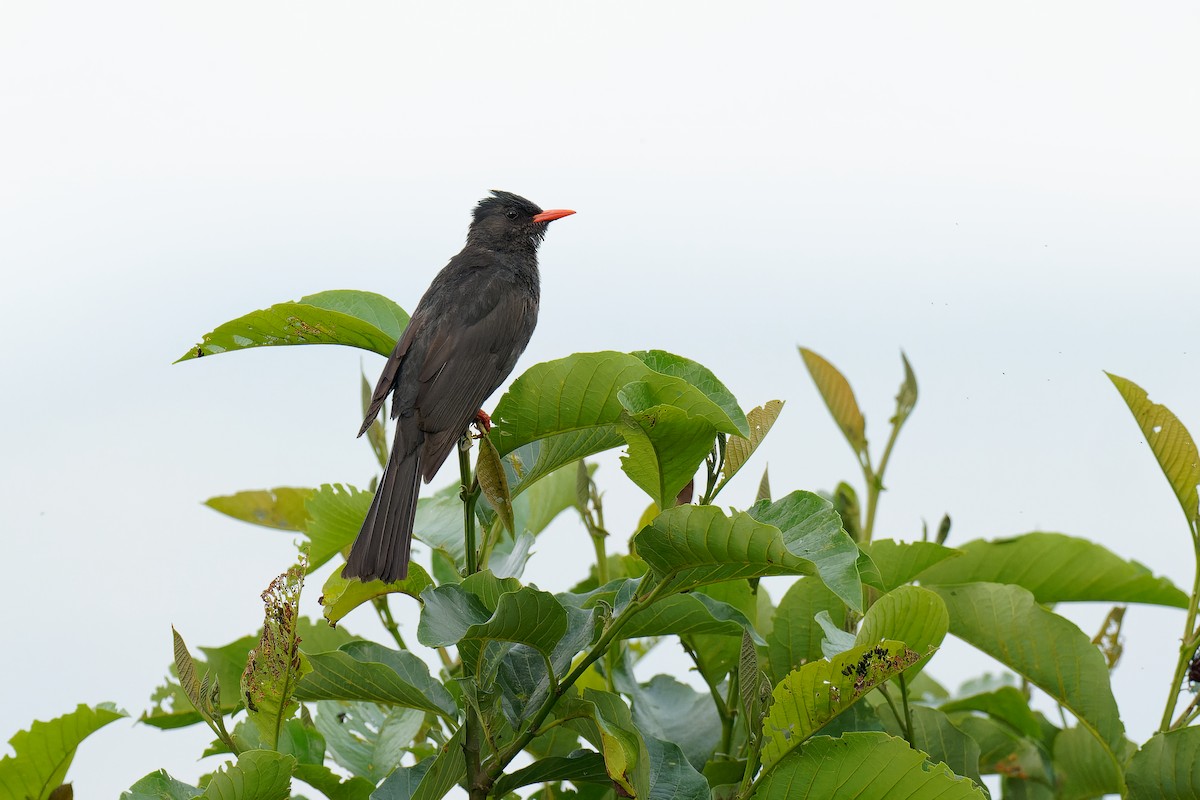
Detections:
9,289,1200,799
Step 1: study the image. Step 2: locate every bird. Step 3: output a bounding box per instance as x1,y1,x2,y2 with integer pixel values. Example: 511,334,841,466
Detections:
343,190,575,583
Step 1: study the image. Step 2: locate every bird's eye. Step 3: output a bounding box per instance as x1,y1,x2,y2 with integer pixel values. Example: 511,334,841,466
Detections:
505,208,518,220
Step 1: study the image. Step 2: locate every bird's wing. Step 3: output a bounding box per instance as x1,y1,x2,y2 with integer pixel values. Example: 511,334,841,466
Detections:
357,318,420,437
415,271,536,480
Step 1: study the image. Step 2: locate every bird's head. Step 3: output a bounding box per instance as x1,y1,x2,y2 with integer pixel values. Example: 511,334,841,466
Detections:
469,190,575,251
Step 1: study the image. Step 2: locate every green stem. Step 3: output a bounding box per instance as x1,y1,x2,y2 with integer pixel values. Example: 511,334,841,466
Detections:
373,597,408,651
484,579,669,788
721,671,739,758
459,436,479,575
861,415,904,542
1160,539,1200,732
897,674,915,745
876,684,904,736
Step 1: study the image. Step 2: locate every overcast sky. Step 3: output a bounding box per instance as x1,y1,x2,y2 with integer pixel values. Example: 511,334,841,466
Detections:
2,2,1199,796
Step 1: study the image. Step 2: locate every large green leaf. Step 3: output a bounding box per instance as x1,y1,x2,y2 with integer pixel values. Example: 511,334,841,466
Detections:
635,497,862,610
292,764,374,800
489,351,746,493
799,347,867,457
756,732,986,799
204,487,314,532
121,769,204,800
939,686,1042,740
749,492,863,609
1053,725,1127,800
0,703,126,800
200,750,295,800
295,642,458,719
917,532,1186,607
492,751,610,797
318,562,433,626
877,705,987,793
1126,727,1200,799
565,689,650,799
621,585,763,642
949,714,1053,784
418,583,568,680
631,349,750,436
643,734,709,800
855,585,948,679
867,539,959,591
680,579,763,682
929,583,1125,762
1108,372,1200,532
620,673,721,770
177,290,408,362
313,700,422,784
759,641,921,771
618,398,717,508
766,577,845,684
304,484,372,570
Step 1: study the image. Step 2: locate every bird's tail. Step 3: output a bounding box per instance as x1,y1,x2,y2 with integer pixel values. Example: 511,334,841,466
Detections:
343,427,422,584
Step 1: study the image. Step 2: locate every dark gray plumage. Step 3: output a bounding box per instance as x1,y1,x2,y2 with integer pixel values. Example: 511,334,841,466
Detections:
343,191,575,583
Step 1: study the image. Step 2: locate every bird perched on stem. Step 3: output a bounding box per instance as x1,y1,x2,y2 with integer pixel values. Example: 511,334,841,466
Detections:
344,191,575,583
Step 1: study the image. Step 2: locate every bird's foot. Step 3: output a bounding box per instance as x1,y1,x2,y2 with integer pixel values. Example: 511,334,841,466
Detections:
472,409,492,437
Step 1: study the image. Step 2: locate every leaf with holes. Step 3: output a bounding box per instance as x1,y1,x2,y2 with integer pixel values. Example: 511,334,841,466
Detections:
0,703,126,800
759,640,921,771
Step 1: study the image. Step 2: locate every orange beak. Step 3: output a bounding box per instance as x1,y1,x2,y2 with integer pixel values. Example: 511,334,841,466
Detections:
532,209,576,223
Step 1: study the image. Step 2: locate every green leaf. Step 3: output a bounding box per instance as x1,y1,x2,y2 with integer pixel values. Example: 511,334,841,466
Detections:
292,764,374,800
318,562,433,626
634,497,862,610
755,732,987,800
766,577,845,684
512,461,584,536
939,686,1043,740
867,539,959,591
177,290,408,362
498,602,601,724
891,350,919,428
747,491,863,610
855,585,948,678
477,436,515,536
459,587,569,677
204,488,314,532
815,610,856,658
622,584,764,642
630,349,750,436
1126,727,1200,799
295,642,458,718
618,399,717,508
275,718,324,765
929,583,1125,760
304,484,372,571
198,750,294,800
492,751,610,797
313,701,422,783
614,661,721,770
759,641,921,771
799,347,867,456
720,400,785,488
1053,725,1126,800
877,705,986,793
121,770,203,799
144,635,259,728
241,557,310,749
371,756,432,800
0,703,126,800
917,532,1186,608
950,714,1053,783
490,351,745,493
565,689,650,799
643,734,710,800
410,729,470,800
1108,372,1200,531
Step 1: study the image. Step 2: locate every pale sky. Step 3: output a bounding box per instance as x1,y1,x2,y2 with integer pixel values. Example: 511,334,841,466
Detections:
2,2,1199,797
